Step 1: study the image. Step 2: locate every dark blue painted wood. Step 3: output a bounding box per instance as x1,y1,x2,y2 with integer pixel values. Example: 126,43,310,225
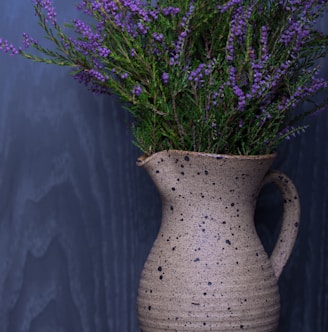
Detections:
0,2,327,331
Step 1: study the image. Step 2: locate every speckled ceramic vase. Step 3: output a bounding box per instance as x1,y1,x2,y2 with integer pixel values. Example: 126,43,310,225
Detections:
137,150,300,332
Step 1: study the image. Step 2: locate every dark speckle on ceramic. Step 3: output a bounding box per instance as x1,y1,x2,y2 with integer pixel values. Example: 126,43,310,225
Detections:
137,150,300,331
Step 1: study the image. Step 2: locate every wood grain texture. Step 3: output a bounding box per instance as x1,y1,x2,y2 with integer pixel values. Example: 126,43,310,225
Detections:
0,2,327,332
0,3,161,332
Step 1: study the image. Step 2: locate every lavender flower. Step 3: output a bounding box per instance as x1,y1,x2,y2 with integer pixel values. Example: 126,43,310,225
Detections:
132,84,142,96
33,0,57,25
161,73,169,84
162,7,180,16
22,33,38,48
0,38,20,55
168,3,194,66
1,0,327,155
121,73,129,80
130,48,136,57
89,69,108,82
153,32,164,43
218,0,243,13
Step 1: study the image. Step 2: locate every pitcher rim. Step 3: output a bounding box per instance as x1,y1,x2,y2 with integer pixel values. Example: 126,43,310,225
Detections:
137,149,276,167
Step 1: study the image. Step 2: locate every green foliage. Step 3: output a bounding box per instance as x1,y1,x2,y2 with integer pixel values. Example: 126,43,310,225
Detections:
9,0,328,155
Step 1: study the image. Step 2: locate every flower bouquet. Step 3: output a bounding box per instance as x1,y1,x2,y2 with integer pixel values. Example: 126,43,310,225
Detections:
1,0,328,156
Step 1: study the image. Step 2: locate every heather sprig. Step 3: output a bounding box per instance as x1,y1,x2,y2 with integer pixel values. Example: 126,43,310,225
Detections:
1,0,328,155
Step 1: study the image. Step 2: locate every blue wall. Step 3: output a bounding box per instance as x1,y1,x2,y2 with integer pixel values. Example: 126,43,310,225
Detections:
0,2,327,331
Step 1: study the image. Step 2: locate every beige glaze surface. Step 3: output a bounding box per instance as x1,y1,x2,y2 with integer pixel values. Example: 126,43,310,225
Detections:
137,150,300,331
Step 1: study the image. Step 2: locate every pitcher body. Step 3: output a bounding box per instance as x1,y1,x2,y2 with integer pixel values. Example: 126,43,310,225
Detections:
137,150,300,332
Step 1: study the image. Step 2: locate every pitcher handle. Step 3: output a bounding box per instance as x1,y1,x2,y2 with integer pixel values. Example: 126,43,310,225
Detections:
261,170,301,279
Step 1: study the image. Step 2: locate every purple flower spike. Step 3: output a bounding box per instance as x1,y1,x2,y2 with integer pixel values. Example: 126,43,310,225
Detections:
132,84,142,96
162,73,169,84
0,38,19,55
34,0,57,25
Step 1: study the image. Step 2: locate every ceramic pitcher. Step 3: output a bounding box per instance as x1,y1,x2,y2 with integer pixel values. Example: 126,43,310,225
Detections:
137,150,300,332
